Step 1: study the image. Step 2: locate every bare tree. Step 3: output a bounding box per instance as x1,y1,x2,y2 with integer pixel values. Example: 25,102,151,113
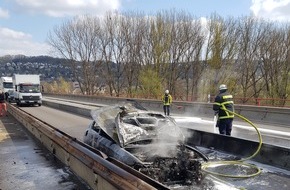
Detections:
204,14,239,95
48,15,102,95
259,23,290,105
121,12,147,97
236,17,266,104
47,10,290,103
188,20,206,101
147,11,172,81
169,13,205,101
98,12,122,96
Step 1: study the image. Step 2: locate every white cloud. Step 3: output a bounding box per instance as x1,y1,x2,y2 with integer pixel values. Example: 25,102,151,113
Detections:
0,7,9,18
0,27,50,56
251,0,290,21
0,0,122,56
13,0,121,17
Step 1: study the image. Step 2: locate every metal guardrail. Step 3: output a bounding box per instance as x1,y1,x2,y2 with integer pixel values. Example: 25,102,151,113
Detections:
7,103,160,190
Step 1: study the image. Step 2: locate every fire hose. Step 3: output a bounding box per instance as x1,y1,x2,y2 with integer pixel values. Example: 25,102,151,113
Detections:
201,108,263,178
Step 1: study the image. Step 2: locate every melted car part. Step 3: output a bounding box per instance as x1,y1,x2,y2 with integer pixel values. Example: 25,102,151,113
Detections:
90,102,184,147
83,121,144,167
138,144,202,185
86,102,204,187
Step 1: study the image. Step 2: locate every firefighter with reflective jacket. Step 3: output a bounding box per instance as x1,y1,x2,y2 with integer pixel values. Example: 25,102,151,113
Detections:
162,90,172,116
213,84,234,136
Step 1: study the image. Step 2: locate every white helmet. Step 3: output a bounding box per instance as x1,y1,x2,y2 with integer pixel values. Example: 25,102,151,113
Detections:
219,84,227,91
165,90,169,94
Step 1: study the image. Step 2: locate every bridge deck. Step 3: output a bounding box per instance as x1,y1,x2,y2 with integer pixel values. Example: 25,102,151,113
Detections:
2,99,290,190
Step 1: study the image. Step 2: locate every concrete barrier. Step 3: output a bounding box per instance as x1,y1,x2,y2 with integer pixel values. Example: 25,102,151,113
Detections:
183,128,290,170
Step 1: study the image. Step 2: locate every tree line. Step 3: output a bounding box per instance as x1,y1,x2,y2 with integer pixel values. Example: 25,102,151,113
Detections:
48,10,290,106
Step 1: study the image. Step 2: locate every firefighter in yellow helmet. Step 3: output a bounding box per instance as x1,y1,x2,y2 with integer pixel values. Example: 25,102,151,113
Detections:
213,84,234,136
162,90,172,116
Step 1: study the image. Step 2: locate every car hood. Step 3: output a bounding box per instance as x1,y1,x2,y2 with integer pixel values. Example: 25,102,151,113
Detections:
91,102,185,147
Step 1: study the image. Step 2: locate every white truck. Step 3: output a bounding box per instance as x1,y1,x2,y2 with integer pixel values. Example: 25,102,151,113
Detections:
0,76,14,102
13,74,42,106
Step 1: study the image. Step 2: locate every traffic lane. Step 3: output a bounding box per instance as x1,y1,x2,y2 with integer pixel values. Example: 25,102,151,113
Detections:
21,105,290,148
43,95,290,133
0,114,91,190
20,106,90,141
42,96,290,142
174,116,290,148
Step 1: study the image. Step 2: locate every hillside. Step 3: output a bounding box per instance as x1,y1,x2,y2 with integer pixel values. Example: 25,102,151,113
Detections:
0,55,73,81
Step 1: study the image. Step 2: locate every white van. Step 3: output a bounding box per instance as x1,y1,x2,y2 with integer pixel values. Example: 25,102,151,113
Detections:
0,77,14,101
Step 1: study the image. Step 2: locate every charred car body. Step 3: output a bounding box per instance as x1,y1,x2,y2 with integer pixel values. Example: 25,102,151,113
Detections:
83,101,207,186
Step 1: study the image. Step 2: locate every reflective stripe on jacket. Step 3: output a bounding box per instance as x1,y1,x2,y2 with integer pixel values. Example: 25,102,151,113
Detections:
213,91,234,119
162,94,172,105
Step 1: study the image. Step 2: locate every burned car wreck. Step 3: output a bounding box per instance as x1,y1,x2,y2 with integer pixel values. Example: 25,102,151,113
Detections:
83,101,207,186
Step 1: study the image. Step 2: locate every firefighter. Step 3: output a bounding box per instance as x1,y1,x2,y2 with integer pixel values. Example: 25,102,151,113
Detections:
162,90,172,116
213,84,234,136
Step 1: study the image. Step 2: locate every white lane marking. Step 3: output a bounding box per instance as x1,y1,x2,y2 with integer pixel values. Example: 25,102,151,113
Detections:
234,124,290,138
174,116,290,137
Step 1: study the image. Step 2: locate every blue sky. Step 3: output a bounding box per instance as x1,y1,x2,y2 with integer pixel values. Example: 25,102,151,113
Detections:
1,0,290,57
